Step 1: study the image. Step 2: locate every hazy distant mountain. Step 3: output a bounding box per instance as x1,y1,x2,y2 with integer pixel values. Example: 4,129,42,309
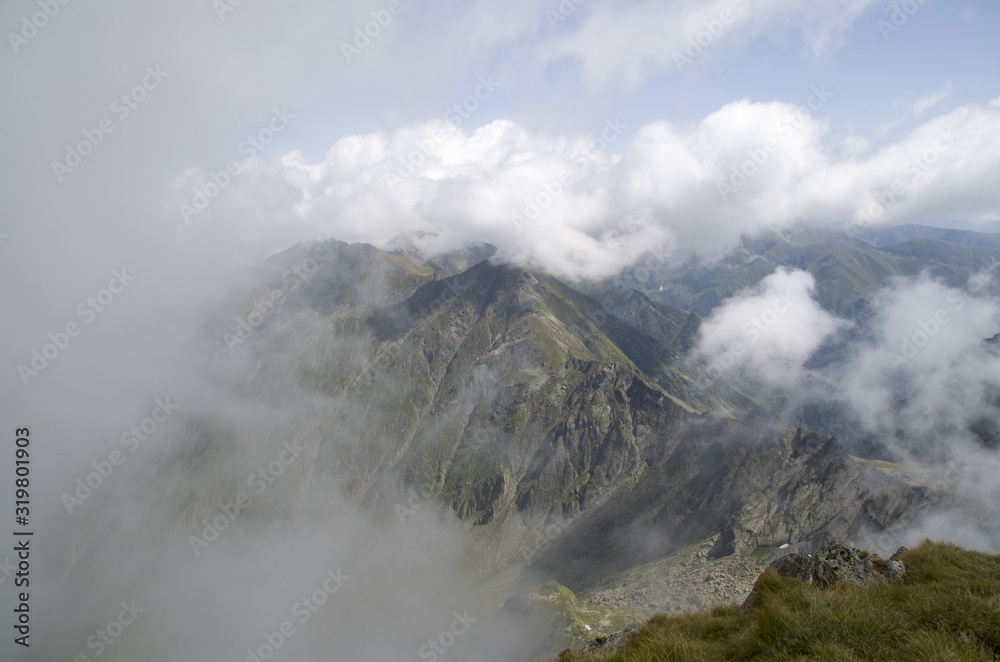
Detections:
127,242,936,558
608,227,1000,457
57,236,976,659
250,240,924,543
860,223,1000,251
618,227,1000,321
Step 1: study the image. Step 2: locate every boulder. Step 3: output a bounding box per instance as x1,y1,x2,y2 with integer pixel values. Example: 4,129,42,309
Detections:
741,542,905,611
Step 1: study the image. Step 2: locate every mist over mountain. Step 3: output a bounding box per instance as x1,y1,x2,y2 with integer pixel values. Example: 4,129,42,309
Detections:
12,231,992,660
4,1,1000,660
6,225,1000,660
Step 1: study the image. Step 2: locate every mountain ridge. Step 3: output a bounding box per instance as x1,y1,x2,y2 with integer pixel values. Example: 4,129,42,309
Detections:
56,235,964,662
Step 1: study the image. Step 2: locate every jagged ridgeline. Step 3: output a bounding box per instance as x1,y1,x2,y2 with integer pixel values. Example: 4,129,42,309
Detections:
167,241,927,562
58,238,942,661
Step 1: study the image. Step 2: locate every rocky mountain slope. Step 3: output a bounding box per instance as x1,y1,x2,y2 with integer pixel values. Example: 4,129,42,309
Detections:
555,541,1000,661
210,240,930,567
55,237,953,661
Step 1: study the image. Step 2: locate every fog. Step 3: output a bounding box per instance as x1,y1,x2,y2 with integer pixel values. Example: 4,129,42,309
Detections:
690,265,1000,555
3,0,1000,660
692,267,848,387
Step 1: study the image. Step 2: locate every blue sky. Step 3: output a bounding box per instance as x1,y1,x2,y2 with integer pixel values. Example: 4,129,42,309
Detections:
289,1,1000,157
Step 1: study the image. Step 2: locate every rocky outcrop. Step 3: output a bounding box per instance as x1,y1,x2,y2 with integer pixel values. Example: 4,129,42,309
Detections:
529,420,925,595
563,625,638,658
76,243,936,612
579,535,772,615
227,252,933,571
741,542,906,610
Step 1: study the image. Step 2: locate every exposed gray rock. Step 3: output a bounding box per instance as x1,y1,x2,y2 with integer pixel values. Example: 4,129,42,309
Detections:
583,625,637,653
885,559,906,583
741,542,905,611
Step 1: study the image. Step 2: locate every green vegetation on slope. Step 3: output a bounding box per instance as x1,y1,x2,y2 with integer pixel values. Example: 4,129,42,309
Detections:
555,541,1000,661
619,227,1000,321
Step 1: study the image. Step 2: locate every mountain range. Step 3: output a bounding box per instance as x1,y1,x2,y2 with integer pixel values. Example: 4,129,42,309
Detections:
56,225,999,660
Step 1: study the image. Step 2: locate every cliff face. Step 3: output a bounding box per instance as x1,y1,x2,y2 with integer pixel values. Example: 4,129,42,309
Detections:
65,239,933,599
524,418,925,593
219,243,929,572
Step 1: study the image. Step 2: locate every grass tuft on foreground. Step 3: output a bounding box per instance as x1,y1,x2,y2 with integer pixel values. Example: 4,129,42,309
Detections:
555,541,1000,661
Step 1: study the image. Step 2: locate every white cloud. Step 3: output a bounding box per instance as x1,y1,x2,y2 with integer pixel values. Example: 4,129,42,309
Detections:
692,268,847,385
537,0,878,88
913,81,953,118
180,96,1000,282
833,272,1000,454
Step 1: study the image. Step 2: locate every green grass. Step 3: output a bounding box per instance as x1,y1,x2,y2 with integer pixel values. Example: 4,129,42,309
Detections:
752,546,774,565
555,541,1000,661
